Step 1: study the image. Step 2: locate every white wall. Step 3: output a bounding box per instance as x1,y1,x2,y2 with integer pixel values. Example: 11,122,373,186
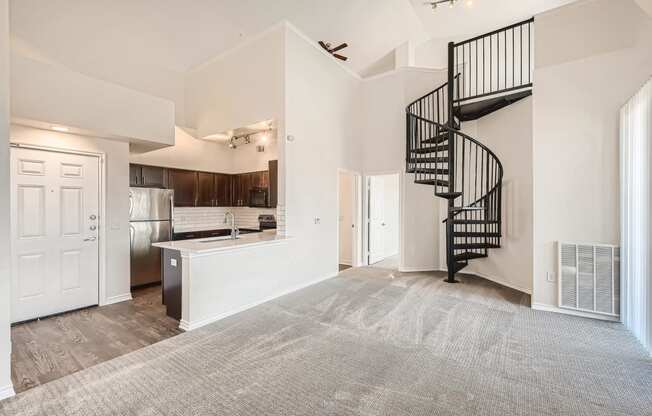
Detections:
177,22,363,303
10,125,131,304
462,97,533,294
284,23,362,277
130,127,233,173
532,0,652,309
636,0,652,16
229,135,279,174
0,0,14,401
130,127,278,175
338,171,355,265
185,25,285,139
10,52,175,146
360,68,447,271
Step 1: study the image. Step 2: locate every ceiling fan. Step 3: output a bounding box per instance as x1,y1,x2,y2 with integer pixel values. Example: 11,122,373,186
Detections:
318,41,349,61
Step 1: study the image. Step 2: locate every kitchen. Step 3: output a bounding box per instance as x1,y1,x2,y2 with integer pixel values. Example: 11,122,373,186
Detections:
129,121,283,325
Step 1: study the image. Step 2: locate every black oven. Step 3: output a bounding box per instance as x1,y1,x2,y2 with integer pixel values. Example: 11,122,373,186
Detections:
249,187,268,207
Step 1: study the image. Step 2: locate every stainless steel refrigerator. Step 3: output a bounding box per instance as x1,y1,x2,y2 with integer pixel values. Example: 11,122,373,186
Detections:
129,187,174,287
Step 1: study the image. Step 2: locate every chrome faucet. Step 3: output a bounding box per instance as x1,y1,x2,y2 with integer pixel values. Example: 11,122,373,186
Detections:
224,211,239,239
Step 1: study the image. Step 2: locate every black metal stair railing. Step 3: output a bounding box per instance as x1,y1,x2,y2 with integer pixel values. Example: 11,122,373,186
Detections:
406,110,503,281
405,18,534,283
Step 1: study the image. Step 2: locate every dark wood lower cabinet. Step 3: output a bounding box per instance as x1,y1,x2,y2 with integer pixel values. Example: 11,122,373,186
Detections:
162,249,182,321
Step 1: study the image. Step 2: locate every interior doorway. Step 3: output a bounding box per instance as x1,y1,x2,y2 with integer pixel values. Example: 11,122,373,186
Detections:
338,170,361,271
366,173,400,268
10,146,101,323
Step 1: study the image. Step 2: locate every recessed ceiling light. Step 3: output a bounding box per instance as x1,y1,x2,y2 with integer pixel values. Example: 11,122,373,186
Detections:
51,126,69,132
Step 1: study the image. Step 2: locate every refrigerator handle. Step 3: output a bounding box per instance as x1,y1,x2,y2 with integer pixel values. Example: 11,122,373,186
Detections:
169,194,174,239
129,224,135,246
128,191,134,218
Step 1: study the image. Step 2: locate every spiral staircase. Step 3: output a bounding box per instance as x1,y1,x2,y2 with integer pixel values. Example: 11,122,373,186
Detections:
406,18,534,283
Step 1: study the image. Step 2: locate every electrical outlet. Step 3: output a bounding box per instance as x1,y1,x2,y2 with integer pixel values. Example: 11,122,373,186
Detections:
546,272,555,283
314,217,321,225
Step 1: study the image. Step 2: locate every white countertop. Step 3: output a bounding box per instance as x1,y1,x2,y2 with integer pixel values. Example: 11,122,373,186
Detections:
153,230,290,255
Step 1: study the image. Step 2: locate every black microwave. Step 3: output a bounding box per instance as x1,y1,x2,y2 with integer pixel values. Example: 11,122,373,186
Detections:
249,187,268,207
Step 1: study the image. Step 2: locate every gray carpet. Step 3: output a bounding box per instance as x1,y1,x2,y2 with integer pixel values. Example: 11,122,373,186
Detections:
1,267,651,415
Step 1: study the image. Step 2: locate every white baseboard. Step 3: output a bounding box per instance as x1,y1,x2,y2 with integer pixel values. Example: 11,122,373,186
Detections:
438,268,532,295
531,302,621,322
180,272,337,331
103,293,133,306
0,385,15,401
398,266,437,273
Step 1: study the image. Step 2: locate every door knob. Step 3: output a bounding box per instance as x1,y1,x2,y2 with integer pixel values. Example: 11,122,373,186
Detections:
89,225,97,231
89,214,97,220
84,237,97,242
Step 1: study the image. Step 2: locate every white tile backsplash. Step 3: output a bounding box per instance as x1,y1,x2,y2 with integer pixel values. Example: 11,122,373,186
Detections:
276,204,286,236
173,206,276,233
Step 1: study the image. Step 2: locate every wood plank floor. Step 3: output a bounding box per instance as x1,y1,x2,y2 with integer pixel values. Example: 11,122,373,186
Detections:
10,285,182,393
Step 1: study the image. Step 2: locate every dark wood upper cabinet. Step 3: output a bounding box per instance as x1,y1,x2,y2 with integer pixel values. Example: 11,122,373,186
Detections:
233,173,252,207
196,172,216,206
269,160,278,208
129,164,167,188
141,165,167,188
130,163,276,208
215,174,233,207
251,171,269,189
167,169,197,207
129,164,141,186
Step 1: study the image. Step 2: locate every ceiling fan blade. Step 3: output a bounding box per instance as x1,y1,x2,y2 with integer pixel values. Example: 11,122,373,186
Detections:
318,41,330,51
333,54,348,61
330,43,348,53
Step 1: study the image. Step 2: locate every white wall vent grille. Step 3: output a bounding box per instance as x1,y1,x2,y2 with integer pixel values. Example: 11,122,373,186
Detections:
558,242,620,317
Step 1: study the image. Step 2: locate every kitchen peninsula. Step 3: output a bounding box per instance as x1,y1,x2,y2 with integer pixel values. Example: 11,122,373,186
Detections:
153,231,292,331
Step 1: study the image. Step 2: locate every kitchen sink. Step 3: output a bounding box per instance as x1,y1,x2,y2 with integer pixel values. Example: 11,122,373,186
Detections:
199,236,239,243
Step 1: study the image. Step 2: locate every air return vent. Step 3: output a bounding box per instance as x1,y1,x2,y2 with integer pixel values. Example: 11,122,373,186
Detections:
558,242,620,317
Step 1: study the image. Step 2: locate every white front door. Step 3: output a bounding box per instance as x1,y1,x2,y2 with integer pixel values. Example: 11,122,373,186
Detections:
368,176,386,264
10,147,100,323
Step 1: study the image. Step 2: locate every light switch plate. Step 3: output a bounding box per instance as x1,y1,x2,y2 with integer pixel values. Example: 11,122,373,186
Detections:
546,272,555,282
170,258,177,267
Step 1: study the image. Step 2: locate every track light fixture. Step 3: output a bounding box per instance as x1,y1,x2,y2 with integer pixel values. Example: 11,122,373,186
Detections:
424,0,471,10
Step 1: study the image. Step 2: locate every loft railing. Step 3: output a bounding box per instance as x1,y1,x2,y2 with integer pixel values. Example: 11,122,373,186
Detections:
451,17,534,103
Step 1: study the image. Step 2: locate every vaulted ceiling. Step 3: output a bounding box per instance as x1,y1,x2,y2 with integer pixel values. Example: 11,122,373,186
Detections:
410,0,578,41
10,0,580,81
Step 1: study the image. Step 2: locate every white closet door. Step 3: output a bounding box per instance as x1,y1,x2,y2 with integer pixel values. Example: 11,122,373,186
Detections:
368,176,386,264
11,147,100,323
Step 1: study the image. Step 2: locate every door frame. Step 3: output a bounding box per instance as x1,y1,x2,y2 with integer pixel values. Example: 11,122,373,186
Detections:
363,170,403,267
336,168,363,269
9,142,108,307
